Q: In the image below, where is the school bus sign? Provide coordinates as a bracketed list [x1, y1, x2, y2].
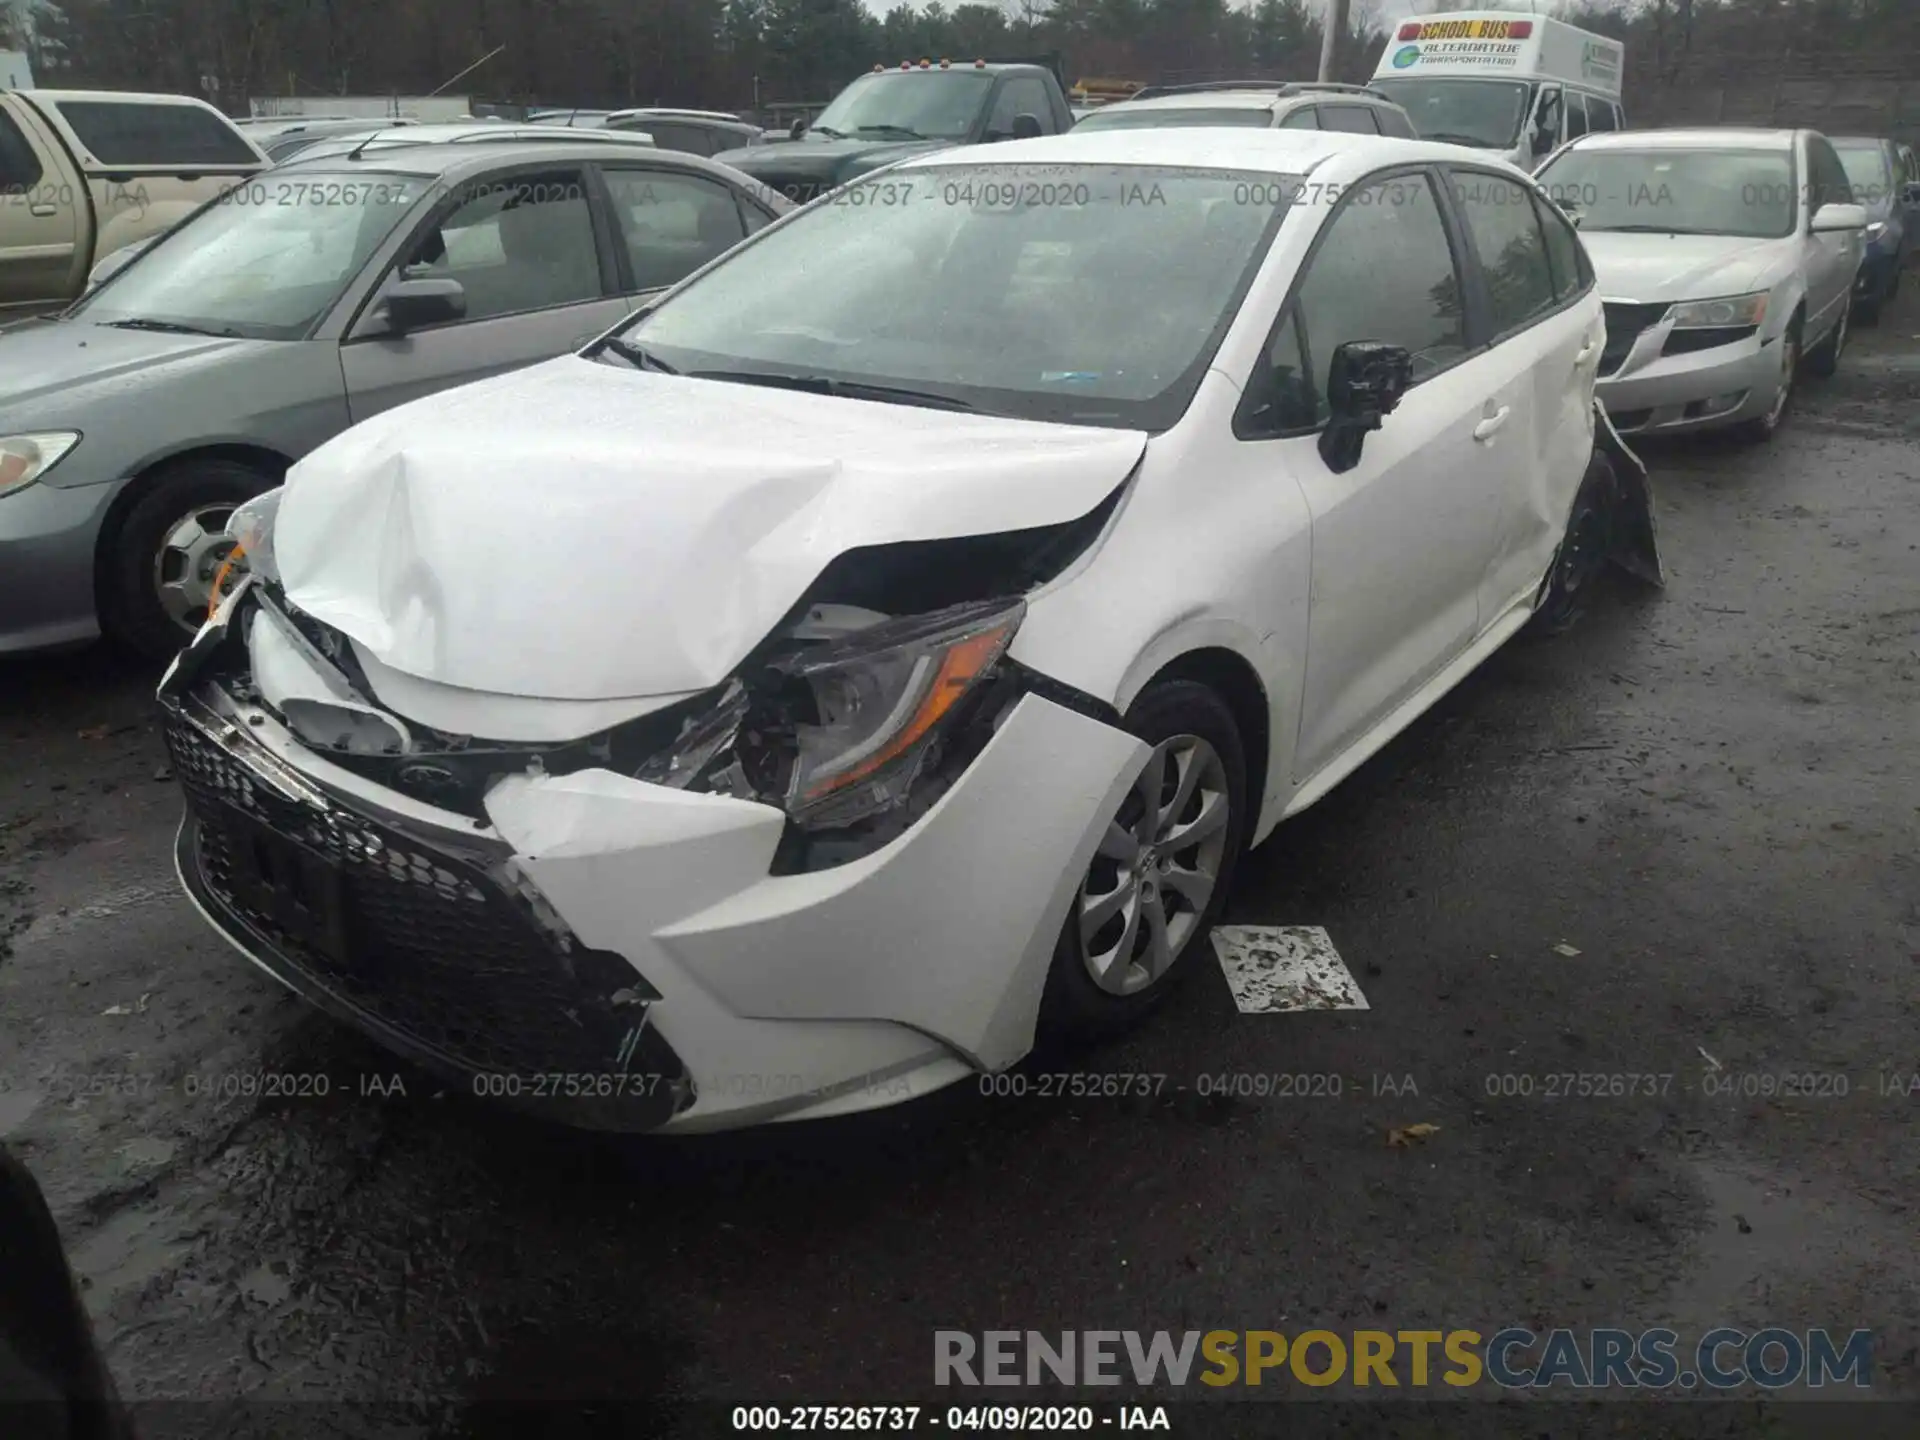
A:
[1397, 17, 1535, 41]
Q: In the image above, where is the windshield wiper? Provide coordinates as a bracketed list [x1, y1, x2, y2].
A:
[1423, 132, 1494, 147]
[102, 317, 236, 337]
[590, 335, 679, 373]
[1583, 224, 1721, 236]
[852, 124, 928, 140]
[808, 125, 847, 138]
[688, 369, 976, 412]
[828, 379, 976, 411]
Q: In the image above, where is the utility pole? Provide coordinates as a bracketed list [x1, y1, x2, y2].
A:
[1317, 0, 1346, 81]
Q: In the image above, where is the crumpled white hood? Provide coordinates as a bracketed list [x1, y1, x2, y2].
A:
[275, 357, 1148, 702]
[1580, 232, 1789, 304]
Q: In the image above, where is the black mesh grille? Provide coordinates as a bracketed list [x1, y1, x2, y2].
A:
[1599, 302, 1671, 376]
[167, 709, 666, 1085]
[1663, 324, 1758, 357]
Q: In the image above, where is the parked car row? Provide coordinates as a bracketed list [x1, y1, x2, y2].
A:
[0, 65, 1899, 1139]
[1058, 14, 1897, 447]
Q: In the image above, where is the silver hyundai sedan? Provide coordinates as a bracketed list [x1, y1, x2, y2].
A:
[0, 139, 784, 659]
[1536, 127, 1868, 443]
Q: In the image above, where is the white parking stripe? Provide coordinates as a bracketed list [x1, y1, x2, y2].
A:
[1209, 925, 1370, 1013]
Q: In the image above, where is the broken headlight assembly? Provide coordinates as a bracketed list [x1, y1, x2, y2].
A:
[636, 597, 1026, 853]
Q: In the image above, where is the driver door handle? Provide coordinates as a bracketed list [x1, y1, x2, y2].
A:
[1574, 338, 1599, 366]
[1474, 404, 1512, 443]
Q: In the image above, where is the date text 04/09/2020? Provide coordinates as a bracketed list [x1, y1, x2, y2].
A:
[728, 1405, 1171, 1431]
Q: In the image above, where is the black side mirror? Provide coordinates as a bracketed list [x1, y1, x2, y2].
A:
[1318, 341, 1413, 474]
[1011, 112, 1044, 140]
[789, 118, 808, 140]
[381, 276, 465, 334]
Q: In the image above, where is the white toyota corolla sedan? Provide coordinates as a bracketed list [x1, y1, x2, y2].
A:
[162, 128, 1649, 1133]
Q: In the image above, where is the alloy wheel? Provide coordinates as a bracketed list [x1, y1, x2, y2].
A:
[1076, 734, 1231, 997]
[152, 503, 243, 636]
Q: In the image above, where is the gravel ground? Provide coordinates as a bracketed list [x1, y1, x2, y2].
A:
[2, 279, 1917, 1439]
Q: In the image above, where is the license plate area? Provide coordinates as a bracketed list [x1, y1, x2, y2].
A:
[222, 816, 353, 969]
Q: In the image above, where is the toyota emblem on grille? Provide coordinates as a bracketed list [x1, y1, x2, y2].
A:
[398, 763, 463, 797]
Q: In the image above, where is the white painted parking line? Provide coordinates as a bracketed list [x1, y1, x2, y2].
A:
[1209, 925, 1370, 1013]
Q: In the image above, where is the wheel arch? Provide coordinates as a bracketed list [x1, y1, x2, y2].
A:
[92, 442, 291, 617]
[1130, 646, 1274, 846]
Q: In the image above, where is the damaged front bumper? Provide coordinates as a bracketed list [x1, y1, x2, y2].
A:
[159, 583, 1145, 1134]
[1594, 400, 1663, 589]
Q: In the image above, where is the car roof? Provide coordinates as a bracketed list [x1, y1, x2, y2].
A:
[1094, 91, 1284, 113]
[609, 107, 745, 123]
[273, 137, 782, 194]
[29, 88, 226, 108]
[895, 126, 1490, 176]
[286, 124, 662, 161]
[1570, 127, 1798, 152]
[1827, 135, 1893, 148]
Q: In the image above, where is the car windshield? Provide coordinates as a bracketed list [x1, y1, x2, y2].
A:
[1367, 78, 1528, 149]
[1833, 144, 1893, 206]
[606, 163, 1295, 431]
[809, 72, 995, 141]
[1536, 147, 1796, 239]
[1074, 106, 1273, 132]
[74, 173, 428, 340]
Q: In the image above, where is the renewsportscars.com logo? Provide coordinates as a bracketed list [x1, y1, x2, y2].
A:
[935, 1328, 1874, 1390]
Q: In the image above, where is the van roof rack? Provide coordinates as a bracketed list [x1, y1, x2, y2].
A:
[1128, 80, 1384, 102]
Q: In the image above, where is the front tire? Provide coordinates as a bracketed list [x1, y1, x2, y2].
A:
[1805, 298, 1848, 378]
[1038, 679, 1249, 1042]
[102, 459, 276, 662]
[1733, 317, 1801, 444]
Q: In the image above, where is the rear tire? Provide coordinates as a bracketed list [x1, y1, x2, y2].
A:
[102, 459, 276, 662]
[1531, 448, 1618, 638]
[1038, 679, 1249, 1043]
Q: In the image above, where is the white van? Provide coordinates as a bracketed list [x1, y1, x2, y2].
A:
[1368, 11, 1625, 172]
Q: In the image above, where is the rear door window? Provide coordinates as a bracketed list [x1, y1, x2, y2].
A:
[1320, 105, 1381, 135]
[46, 100, 259, 167]
[1532, 189, 1592, 301]
[601, 167, 749, 289]
[1587, 100, 1619, 134]
[1372, 105, 1416, 139]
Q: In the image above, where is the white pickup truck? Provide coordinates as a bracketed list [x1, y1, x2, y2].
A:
[0, 89, 268, 317]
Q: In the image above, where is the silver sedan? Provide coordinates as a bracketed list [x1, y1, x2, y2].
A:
[0, 138, 785, 659]
[1535, 127, 1868, 443]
